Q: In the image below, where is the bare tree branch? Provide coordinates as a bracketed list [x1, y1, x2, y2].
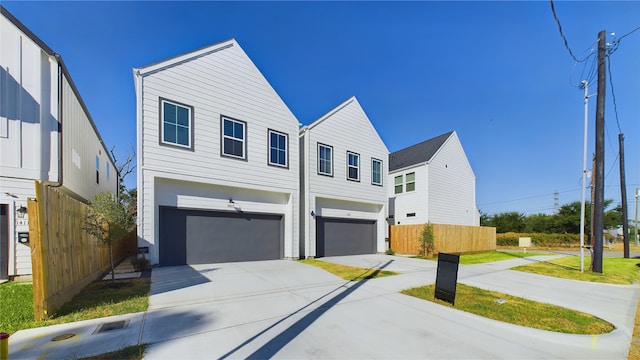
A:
[110, 145, 136, 183]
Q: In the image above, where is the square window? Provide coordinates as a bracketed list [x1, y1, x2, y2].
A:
[347, 151, 360, 181]
[318, 143, 333, 176]
[268, 129, 288, 168]
[406, 172, 416, 192]
[394, 175, 403, 194]
[221, 117, 246, 159]
[371, 158, 382, 186]
[160, 99, 193, 149]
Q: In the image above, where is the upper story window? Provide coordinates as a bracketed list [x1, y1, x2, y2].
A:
[347, 151, 360, 181]
[406, 172, 416, 192]
[161, 99, 193, 150]
[371, 158, 382, 186]
[318, 143, 333, 176]
[95, 156, 100, 184]
[268, 129, 288, 168]
[394, 175, 403, 194]
[221, 117, 246, 160]
[106, 161, 110, 180]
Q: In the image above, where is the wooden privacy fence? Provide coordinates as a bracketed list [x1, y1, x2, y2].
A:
[390, 223, 496, 255]
[28, 181, 136, 320]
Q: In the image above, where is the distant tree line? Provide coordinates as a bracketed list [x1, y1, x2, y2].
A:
[481, 200, 624, 234]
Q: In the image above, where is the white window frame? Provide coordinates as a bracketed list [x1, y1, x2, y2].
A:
[394, 175, 403, 194]
[406, 172, 416, 192]
[221, 116, 247, 160]
[317, 143, 333, 176]
[268, 129, 288, 168]
[371, 158, 383, 186]
[347, 151, 360, 182]
[160, 98, 193, 150]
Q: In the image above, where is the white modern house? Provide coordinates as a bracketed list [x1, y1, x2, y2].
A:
[300, 97, 388, 257]
[0, 6, 118, 279]
[388, 131, 479, 226]
[133, 39, 300, 266]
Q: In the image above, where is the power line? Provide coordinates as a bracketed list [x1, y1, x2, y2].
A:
[606, 50, 623, 133]
[549, 0, 590, 63]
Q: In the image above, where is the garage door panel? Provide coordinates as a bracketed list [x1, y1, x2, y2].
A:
[159, 207, 282, 266]
[316, 217, 376, 257]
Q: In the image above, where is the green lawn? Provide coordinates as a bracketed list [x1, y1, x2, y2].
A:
[402, 283, 614, 334]
[412, 251, 549, 265]
[513, 256, 640, 284]
[0, 277, 150, 334]
[300, 259, 399, 281]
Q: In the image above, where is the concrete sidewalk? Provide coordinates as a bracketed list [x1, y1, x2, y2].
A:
[7, 254, 640, 359]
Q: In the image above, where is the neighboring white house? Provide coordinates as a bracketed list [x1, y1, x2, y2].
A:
[0, 6, 118, 279]
[388, 131, 479, 226]
[300, 97, 388, 258]
[133, 39, 300, 266]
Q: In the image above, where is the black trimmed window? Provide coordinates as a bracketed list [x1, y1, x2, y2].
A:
[406, 172, 416, 192]
[268, 129, 288, 168]
[221, 117, 246, 159]
[347, 151, 360, 181]
[394, 175, 403, 194]
[318, 143, 333, 176]
[371, 158, 382, 186]
[161, 99, 192, 149]
[95, 155, 100, 184]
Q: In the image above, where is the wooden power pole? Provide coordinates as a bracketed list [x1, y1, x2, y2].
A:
[593, 30, 606, 273]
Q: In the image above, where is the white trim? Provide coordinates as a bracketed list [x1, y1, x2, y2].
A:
[317, 143, 333, 176]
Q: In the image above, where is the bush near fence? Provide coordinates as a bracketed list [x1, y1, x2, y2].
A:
[497, 232, 580, 247]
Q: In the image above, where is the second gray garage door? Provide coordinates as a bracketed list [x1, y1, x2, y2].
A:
[159, 207, 283, 266]
[316, 217, 376, 257]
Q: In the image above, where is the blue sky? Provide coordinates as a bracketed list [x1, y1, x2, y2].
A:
[4, 1, 639, 217]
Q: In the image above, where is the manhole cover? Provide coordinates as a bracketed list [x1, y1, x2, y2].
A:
[93, 320, 128, 334]
[51, 333, 76, 341]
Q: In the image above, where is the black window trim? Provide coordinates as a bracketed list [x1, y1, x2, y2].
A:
[220, 115, 248, 161]
[371, 157, 383, 186]
[346, 150, 360, 182]
[267, 128, 289, 169]
[317, 142, 334, 177]
[158, 97, 195, 151]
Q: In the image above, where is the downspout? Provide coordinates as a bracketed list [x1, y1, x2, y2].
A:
[301, 126, 311, 258]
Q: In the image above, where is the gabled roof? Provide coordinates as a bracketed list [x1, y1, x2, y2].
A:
[389, 131, 454, 172]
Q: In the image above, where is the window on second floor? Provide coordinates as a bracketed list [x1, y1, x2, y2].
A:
[347, 151, 360, 181]
[161, 99, 193, 149]
[95, 155, 100, 184]
[221, 117, 246, 160]
[406, 172, 416, 192]
[318, 143, 333, 176]
[394, 175, 403, 194]
[268, 129, 288, 168]
[371, 158, 382, 186]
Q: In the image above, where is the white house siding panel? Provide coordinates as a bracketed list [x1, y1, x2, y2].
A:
[61, 76, 117, 200]
[389, 165, 429, 225]
[303, 98, 388, 257]
[428, 135, 477, 225]
[0, 178, 35, 276]
[136, 40, 300, 264]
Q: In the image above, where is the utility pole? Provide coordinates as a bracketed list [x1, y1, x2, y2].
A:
[619, 134, 629, 258]
[579, 80, 590, 272]
[592, 30, 606, 273]
[635, 188, 639, 247]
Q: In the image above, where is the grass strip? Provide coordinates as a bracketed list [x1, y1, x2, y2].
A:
[300, 259, 398, 281]
[80, 344, 147, 360]
[0, 277, 150, 334]
[411, 251, 550, 264]
[513, 256, 640, 284]
[401, 283, 614, 334]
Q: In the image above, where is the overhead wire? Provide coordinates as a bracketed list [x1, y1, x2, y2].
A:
[549, 0, 591, 63]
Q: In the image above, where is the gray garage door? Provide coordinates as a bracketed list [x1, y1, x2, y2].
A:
[1, 205, 7, 280]
[159, 207, 283, 266]
[316, 217, 376, 257]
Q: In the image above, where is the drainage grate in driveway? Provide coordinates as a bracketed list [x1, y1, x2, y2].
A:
[93, 320, 129, 334]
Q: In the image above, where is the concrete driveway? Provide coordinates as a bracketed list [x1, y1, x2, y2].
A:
[7, 254, 639, 359]
[141, 255, 638, 359]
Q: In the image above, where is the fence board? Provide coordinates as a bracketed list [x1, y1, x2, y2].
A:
[28, 181, 136, 320]
[390, 223, 496, 255]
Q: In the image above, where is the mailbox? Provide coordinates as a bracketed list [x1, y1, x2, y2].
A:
[18, 232, 29, 244]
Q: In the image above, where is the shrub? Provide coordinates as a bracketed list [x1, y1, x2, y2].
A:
[496, 232, 580, 248]
[131, 257, 150, 272]
[419, 223, 436, 257]
[386, 248, 395, 255]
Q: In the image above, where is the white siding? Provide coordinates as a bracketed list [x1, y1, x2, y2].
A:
[428, 134, 477, 225]
[136, 39, 300, 264]
[389, 164, 429, 225]
[301, 97, 389, 257]
[61, 76, 117, 200]
[0, 178, 34, 276]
